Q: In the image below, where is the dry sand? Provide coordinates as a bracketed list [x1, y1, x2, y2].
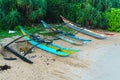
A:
[0, 32, 120, 80]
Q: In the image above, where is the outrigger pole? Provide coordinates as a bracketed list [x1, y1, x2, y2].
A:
[1, 36, 33, 64]
[1, 32, 55, 64]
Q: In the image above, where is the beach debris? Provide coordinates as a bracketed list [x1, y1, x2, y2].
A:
[52, 59, 56, 61]
[20, 46, 32, 54]
[0, 64, 11, 71]
[46, 63, 49, 65]
[4, 57, 17, 60]
[8, 30, 16, 33]
[31, 55, 36, 58]
[47, 59, 49, 61]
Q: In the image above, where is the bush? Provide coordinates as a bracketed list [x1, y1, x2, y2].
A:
[67, 0, 112, 29]
[104, 8, 120, 32]
[0, 0, 47, 30]
[45, 0, 112, 29]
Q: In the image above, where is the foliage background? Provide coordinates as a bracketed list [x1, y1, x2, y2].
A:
[0, 0, 120, 32]
[104, 8, 120, 32]
[0, 0, 47, 30]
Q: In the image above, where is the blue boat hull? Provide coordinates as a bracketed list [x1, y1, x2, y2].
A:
[20, 27, 69, 57]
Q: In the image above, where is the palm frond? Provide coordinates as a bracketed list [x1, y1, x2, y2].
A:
[4, 10, 21, 29]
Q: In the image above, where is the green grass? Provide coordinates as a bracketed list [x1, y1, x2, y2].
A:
[0, 30, 20, 39]
[0, 25, 50, 39]
[0, 24, 75, 39]
[0, 26, 34, 39]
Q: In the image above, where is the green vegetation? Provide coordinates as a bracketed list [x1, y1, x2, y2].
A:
[75, 1, 111, 29]
[104, 8, 120, 32]
[0, 26, 38, 39]
[0, 0, 47, 30]
[0, 0, 120, 39]
[0, 30, 20, 39]
[45, 0, 120, 31]
[0, 24, 76, 39]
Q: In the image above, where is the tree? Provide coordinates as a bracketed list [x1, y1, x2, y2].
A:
[66, 0, 112, 29]
[0, 0, 47, 30]
[45, 0, 68, 23]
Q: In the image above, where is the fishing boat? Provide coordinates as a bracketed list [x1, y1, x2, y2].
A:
[41, 20, 91, 45]
[60, 16, 107, 39]
[20, 26, 79, 57]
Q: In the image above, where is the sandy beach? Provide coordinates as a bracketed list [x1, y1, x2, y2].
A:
[0, 32, 120, 80]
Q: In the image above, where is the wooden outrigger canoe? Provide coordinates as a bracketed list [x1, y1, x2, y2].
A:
[20, 26, 79, 57]
[41, 20, 91, 45]
[60, 16, 107, 39]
